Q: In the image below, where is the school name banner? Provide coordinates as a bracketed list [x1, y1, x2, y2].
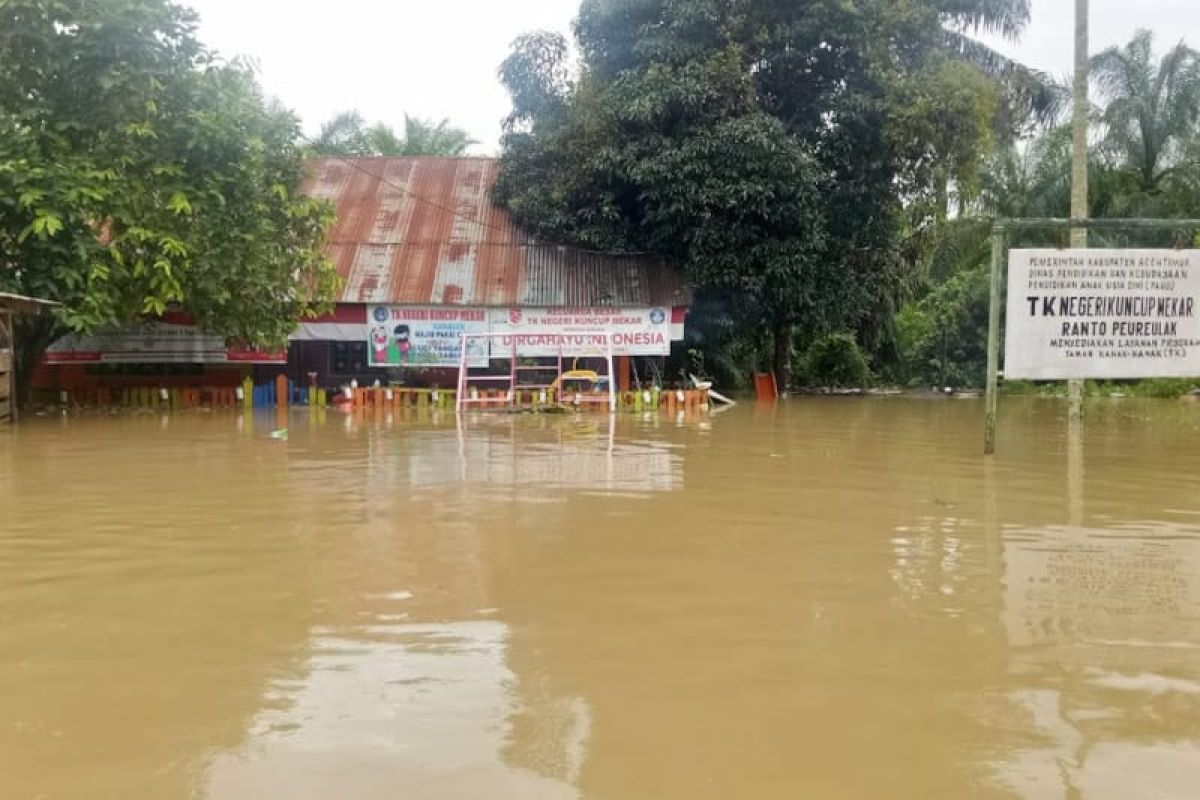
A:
[367, 306, 672, 367]
[1005, 249, 1200, 379]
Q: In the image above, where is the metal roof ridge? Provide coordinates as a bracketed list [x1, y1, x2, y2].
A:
[324, 239, 656, 255]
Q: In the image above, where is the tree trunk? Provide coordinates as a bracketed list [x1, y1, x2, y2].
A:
[772, 321, 792, 398]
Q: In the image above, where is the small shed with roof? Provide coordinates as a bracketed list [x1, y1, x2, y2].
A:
[1, 292, 58, 423]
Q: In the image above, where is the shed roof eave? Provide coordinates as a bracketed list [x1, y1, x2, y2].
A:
[0, 292, 60, 314]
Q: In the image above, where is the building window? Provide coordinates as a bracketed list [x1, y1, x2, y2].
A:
[331, 342, 368, 374]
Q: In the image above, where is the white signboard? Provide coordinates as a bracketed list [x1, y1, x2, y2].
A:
[1005, 249, 1200, 379]
[488, 307, 671, 357]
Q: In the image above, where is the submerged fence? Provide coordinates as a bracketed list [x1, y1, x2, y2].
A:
[55, 377, 711, 416]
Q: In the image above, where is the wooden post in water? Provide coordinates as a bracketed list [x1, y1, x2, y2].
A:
[0, 308, 12, 425]
[275, 374, 288, 411]
[616, 356, 631, 392]
[984, 223, 1005, 455]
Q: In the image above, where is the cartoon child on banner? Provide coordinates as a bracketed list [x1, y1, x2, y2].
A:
[370, 325, 390, 364]
[391, 324, 412, 365]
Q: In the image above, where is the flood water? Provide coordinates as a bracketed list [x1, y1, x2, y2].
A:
[3, 398, 1200, 799]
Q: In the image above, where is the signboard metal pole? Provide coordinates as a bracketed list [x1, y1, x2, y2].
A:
[984, 223, 1006, 455]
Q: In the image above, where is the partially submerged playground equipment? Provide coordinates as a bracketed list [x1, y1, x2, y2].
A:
[452, 331, 716, 414]
[456, 332, 618, 412]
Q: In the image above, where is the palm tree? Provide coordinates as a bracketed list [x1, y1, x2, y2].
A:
[310, 111, 477, 157]
[1091, 30, 1200, 199]
[979, 126, 1073, 218]
[939, 0, 1067, 134]
[310, 110, 371, 156]
[399, 115, 476, 156]
[365, 123, 405, 155]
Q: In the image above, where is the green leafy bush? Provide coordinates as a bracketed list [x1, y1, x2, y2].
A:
[799, 333, 871, 388]
[896, 265, 990, 388]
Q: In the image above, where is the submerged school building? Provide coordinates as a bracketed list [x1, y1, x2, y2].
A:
[35, 157, 689, 402]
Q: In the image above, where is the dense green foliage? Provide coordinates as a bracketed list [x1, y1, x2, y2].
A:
[895, 264, 990, 387]
[494, 0, 1042, 389]
[0, 0, 338, 391]
[311, 111, 477, 157]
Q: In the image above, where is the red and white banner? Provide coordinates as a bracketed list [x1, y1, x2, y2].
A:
[289, 304, 367, 342]
[488, 307, 672, 357]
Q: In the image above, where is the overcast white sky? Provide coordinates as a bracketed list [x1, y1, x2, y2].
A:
[186, 0, 1200, 154]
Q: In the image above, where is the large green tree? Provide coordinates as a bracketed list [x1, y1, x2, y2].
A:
[0, 0, 338, 397]
[311, 111, 477, 156]
[495, 0, 1035, 389]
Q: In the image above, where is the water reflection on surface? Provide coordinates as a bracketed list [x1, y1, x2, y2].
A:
[2, 399, 1200, 798]
[995, 521, 1200, 799]
[204, 619, 583, 800]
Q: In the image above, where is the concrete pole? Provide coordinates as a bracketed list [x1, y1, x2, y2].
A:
[1068, 0, 1089, 417]
[984, 225, 1005, 455]
[1068, 0, 1088, 524]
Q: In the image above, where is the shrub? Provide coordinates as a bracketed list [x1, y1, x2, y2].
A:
[800, 333, 871, 388]
[896, 265, 990, 388]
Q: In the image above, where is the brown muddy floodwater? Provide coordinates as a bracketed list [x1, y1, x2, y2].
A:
[3, 398, 1200, 799]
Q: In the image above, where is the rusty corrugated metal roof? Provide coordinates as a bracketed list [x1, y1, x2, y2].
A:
[304, 157, 688, 307]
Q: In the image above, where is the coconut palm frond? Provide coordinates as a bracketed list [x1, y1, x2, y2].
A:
[944, 30, 1068, 130]
[938, 0, 1031, 41]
